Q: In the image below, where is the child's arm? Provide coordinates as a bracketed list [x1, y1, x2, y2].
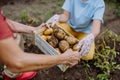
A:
[91, 19, 101, 37]
[59, 10, 70, 22]
[77, 19, 101, 56]
[45, 10, 70, 27]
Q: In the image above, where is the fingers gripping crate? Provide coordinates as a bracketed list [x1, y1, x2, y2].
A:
[34, 24, 79, 72]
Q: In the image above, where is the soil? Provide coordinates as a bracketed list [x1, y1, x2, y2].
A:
[1, 0, 120, 80]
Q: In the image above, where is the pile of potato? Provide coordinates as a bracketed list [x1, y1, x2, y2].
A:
[39, 25, 79, 53]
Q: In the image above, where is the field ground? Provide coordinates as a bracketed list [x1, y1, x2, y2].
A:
[1, 0, 120, 80]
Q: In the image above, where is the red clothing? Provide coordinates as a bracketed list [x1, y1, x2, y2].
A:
[0, 8, 13, 40]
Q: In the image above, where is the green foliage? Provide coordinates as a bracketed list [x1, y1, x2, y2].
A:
[19, 10, 28, 21]
[97, 72, 110, 80]
[94, 30, 120, 80]
[0, 66, 4, 80]
[106, 0, 120, 17]
[107, 0, 119, 2]
[81, 61, 90, 68]
[116, 6, 120, 17]
[116, 36, 120, 42]
[0, 76, 3, 80]
[44, 11, 52, 22]
[19, 10, 39, 26]
[56, 0, 64, 6]
[87, 76, 94, 80]
[39, 0, 47, 4]
[0, 66, 3, 71]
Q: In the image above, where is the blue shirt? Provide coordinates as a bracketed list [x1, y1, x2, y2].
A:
[62, 0, 105, 33]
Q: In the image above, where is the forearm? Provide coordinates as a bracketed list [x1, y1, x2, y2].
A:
[59, 11, 70, 22]
[59, 14, 68, 22]
[9, 53, 64, 73]
[6, 19, 36, 34]
[0, 37, 65, 73]
[91, 19, 101, 37]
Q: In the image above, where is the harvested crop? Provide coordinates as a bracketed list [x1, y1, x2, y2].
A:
[48, 36, 58, 48]
[54, 28, 66, 40]
[72, 43, 79, 51]
[46, 35, 51, 41]
[59, 40, 69, 52]
[38, 26, 47, 35]
[41, 35, 47, 41]
[55, 48, 61, 54]
[44, 28, 53, 35]
[65, 36, 78, 45]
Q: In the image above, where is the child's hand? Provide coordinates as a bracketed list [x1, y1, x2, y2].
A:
[46, 14, 60, 28]
[77, 33, 94, 56]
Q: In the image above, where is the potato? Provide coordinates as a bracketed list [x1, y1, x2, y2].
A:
[41, 35, 47, 41]
[44, 28, 53, 35]
[65, 36, 78, 45]
[54, 28, 66, 40]
[55, 48, 61, 54]
[73, 43, 79, 51]
[38, 26, 47, 35]
[59, 40, 69, 52]
[46, 35, 51, 41]
[48, 36, 58, 48]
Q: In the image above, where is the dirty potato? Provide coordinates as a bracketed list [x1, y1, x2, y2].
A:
[44, 28, 53, 35]
[55, 48, 61, 54]
[38, 26, 47, 35]
[59, 40, 69, 52]
[54, 28, 66, 40]
[46, 35, 51, 41]
[65, 36, 78, 45]
[72, 43, 79, 51]
[41, 35, 47, 41]
[48, 36, 58, 48]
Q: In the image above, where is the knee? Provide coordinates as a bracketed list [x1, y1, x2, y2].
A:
[81, 54, 94, 60]
[82, 43, 95, 60]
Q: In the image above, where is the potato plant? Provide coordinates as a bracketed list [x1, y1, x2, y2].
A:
[94, 30, 120, 80]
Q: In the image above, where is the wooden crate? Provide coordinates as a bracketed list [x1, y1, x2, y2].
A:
[34, 24, 70, 72]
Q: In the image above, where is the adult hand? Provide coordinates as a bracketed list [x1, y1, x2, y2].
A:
[32, 23, 46, 33]
[61, 49, 81, 67]
[77, 33, 94, 56]
[35, 23, 46, 29]
[46, 14, 60, 28]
